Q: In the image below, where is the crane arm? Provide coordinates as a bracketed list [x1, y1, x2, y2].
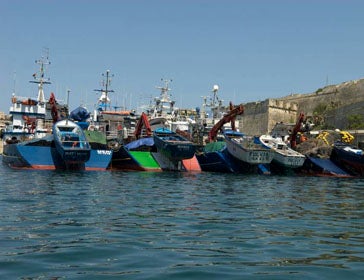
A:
[208, 102, 244, 142]
[134, 112, 152, 139]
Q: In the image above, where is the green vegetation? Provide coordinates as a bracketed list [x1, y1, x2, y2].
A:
[313, 103, 327, 116]
[312, 103, 327, 129]
[315, 88, 323, 94]
[347, 114, 364, 129]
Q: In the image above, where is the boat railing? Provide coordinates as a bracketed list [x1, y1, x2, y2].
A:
[107, 130, 118, 138]
[60, 132, 89, 149]
[61, 138, 89, 149]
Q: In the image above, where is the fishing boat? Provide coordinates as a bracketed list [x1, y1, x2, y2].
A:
[83, 129, 114, 170]
[2, 54, 113, 171]
[2, 135, 55, 169]
[259, 134, 305, 172]
[153, 127, 196, 161]
[143, 79, 194, 132]
[1, 51, 55, 146]
[3, 130, 112, 171]
[91, 70, 137, 142]
[224, 130, 274, 172]
[52, 119, 91, 170]
[2, 52, 62, 169]
[122, 137, 162, 171]
[195, 141, 236, 173]
[298, 156, 353, 177]
[196, 103, 245, 173]
[330, 141, 364, 176]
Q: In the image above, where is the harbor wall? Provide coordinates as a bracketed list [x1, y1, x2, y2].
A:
[238, 78, 364, 135]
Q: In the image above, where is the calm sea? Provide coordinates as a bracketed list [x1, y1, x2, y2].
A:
[0, 156, 363, 279]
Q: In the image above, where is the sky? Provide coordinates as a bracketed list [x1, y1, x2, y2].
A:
[1, 0, 364, 114]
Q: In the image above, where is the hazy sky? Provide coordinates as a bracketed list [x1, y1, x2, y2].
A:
[1, 0, 364, 113]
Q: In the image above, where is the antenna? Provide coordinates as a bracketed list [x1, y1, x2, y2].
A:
[211, 84, 219, 108]
[94, 70, 115, 111]
[66, 89, 70, 124]
[156, 78, 172, 92]
[30, 49, 51, 102]
[155, 78, 172, 102]
[12, 71, 16, 95]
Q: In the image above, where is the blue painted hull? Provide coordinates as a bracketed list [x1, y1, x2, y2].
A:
[196, 147, 235, 173]
[196, 143, 270, 175]
[2, 141, 112, 171]
[86, 149, 113, 170]
[297, 156, 353, 177]
[330, 142, 364, 176]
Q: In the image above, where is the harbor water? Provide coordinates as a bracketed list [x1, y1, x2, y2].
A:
[0, 157, 363, 279]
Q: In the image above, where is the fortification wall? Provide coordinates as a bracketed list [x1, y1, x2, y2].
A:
[280, 78, 364, 115]
[239, 99, 298, 135]
[238, 78, 364, 135]
[238, 100, 268, 135]
[325, 100, 364, 129]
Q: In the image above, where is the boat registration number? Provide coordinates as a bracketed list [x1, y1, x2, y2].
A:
[177, 145, 190, 151]
[97, 150, 112, 155]
[287, 158, 303, 165]
[249, 151, 270, 161]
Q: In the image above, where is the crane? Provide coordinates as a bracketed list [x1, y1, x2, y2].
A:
[208, 102, 244, 142]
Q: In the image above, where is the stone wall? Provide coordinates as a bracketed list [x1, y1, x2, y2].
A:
[325, 101, 364, 129]
[279, 78, 364, 119]
[238, 99, 298, 135]
[238, 78, 364, 135]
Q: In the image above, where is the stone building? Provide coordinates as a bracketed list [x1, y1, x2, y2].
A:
[238, 99, 298, 136]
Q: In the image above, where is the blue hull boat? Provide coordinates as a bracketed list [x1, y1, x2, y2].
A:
[196, 142, 235, 173]
[2, 137, 55, 169]
[53, 119, 91, 170]
[298, 156, 353, 177]
[330, 141, 364, 176]
[196, 141, 270, 174]
[153, 128, 196, 161]
[2, 135, 112, 171]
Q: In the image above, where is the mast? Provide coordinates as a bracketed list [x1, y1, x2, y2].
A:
[154, 78, 174, 114]
[29, 49, 51, 103]
[200, 85, 222, 120]
[94, 70, 114, 111]
[155, 78, 172, 103]
[211, 85, 221, 119]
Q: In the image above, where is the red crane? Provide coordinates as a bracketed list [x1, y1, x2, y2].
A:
[48, 92, 60, 123]
[134, 112, 152, 139]
[290, 112, 305, 149]
[208, 102, 244, 142]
